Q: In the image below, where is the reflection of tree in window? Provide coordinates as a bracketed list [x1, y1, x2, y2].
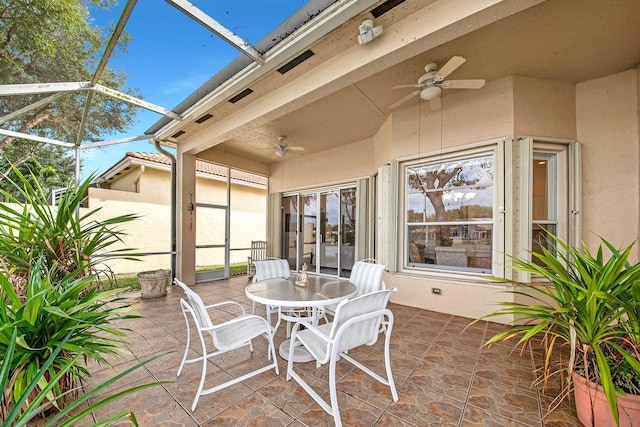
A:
[407, 157, 493, 243]
[404, 154, 494, 273]
[341, 189, 356, 246]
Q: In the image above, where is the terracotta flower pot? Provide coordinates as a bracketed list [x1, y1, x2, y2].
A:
[572, 372, 640, 427]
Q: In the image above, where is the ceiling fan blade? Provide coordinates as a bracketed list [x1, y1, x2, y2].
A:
[444, 79, 485, 89]
[434, 56, 465, 81]
[389, 91, 419, 110]
[429, 96, 441, 111]
[391, 83, 419, 90]
[289, 146, 305, 151]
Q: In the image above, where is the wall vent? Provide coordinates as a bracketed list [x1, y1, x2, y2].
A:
[371, 0, 407, 18]
[277, 50, 315, 74]
[228, 88, 254, 104]
[195, 113, 213, 124]
[171, 130, 186, 138]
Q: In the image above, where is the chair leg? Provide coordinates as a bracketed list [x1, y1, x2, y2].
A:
[177, 311, 191, 377]
[328, 353, 342, 427]
[192, 333, 209, 411]
[384, 320, 399, 402]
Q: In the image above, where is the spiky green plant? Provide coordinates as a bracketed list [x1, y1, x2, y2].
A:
[1, 327, 169, 427]
[0, 167, 139, 291]
[476, 234, 640, 426]
[0, 262, 140, 418]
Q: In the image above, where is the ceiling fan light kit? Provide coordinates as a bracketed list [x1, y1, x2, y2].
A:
[275, 145, 287, 157]
[420, 86, 441, 101]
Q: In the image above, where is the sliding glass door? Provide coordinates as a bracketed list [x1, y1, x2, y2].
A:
[282, 186, 356, 278]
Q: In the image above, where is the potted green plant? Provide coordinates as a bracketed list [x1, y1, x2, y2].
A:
[0, 327, 167, 426]
[0, 262, 140, 418]
[475, 234, 640, 426]
[0, 169, 145, 419]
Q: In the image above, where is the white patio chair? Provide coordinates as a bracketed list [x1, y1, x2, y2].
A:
[174, 279, 279, 411]
[252, 258, 312, 336]
[324, 259, 386, 319]
[251, 258, 290, 324]
[247, 240, 267, 280]
[286, 288, 399, 427]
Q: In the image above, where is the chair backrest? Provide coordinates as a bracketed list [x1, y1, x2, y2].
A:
[250, 241, 267, 261]
[330, 288, 397, 352]
[253, 258, 290, 282]
[349, 260, 386, 297]
[174, 279, 214, 330]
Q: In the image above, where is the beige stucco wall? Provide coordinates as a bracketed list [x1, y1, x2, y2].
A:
[388, 76, 514, 160]
[513, 76, 576, 139]
[576, 68, 640, 254]
[269, 137, 375, 193]
[88, 187, 172, 274]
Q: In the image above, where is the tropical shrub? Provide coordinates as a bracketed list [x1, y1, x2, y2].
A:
[475, 234, 640, 425]
[0, 262, 139, 419]
[1, 327, 166, 427]
[0, 168, 139, 293]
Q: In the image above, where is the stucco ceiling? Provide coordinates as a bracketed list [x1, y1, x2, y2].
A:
[187, 0, 640, 165]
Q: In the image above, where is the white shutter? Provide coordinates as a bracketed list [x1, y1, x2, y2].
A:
[355, 178, 368, 262]
[376, 162, 397, 272]
[569, 142, 582, 247]
[517, 137, 533, 283]
[267, 192, 282, 258]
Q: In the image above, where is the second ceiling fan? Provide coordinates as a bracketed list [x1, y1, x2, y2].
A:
[390, 56, 485, 111]
[273, 136, 305, 157]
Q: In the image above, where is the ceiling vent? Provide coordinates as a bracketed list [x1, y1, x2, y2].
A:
[171, 130, 186, 138]
[371, 0, 407, 18]
[228, 88, 254, 104]
[195, 113, 213, 124]
[277, 50, 315, 74]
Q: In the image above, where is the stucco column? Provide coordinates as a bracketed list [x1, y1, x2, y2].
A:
[177, 152, 196, 285]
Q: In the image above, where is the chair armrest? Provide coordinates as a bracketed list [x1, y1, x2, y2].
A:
[203, 314, 268, 333]
[293, 322, 332, 343]
[204, 301, 246, 315]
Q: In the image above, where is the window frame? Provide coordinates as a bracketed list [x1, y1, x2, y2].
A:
[398, 140, 506, 277]
[516, 137, 577, 283]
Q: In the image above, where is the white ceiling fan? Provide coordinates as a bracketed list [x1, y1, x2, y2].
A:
[389, 56, 485, 111]
[273, 136, 305, 157]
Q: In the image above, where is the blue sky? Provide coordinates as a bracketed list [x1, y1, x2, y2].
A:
[81, 0, 308, 179]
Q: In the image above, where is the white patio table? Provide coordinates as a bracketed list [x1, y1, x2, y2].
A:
[245, 275, 357, 362]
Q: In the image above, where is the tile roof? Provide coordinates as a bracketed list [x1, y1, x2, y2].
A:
[126, 152, 268, 186]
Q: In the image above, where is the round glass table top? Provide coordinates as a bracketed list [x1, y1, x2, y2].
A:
[245, 275, 357, 307]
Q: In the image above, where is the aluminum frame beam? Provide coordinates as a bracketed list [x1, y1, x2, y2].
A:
[0, 82, 180, 119]
[79, 134, 153, 150]
[166, 0, 265, 65]
[92, 85, 181, 120]
[0, 93, 66, 126]
[0, 82, 91, 95]
[0, 128, 75, 148]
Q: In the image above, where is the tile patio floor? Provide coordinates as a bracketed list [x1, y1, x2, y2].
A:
[76, 276, 581, 426]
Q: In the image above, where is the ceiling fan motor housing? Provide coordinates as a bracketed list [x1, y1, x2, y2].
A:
[418, 72, 436, 87]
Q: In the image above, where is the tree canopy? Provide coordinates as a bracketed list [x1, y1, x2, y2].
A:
[0, 0, 139, 199]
